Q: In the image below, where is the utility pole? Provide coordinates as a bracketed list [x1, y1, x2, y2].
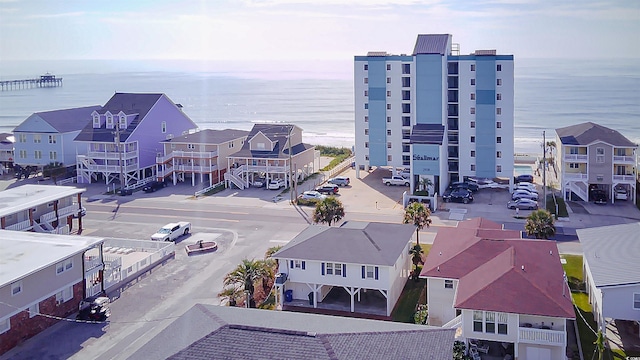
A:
[288, 126, 295, 204]
[114, 124, 125, 191]
[543, 130, 547, 207]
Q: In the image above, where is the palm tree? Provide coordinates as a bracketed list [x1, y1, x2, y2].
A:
[409, 244, 424, 266]
[403, 202, 432, 245]
[418, 177, 433, 194]
[594, 330, 605, 360]
[312, 197, 345, 226]
[218, 286, 243, 306]
[525, 209, 556, 239]
[264, 246, 282, 259]
[223, 259, 271, 308]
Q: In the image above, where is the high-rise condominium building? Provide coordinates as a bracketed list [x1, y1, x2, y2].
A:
[354, 34, 514, 194]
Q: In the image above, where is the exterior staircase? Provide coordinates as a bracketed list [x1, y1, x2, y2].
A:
[224, 172, 245, 190]
[567, 182, 588, 202]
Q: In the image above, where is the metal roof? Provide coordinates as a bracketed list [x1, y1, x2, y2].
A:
[412, 34, 451, 55]
[0, 184, 85, 218]
[410, 124, 445, 145]
[578, 223, 640, 287]
[556, 122, 637, 147]
[13, 106, 101, 134]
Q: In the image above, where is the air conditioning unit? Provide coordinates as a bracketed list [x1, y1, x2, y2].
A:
[166, 134, 173, 140]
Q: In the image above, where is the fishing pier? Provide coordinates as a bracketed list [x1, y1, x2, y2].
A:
[0, 74, 63, 91]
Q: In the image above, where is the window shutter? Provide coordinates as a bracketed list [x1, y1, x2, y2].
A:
[375, 267, 379, 280]
[342, 264, 347, 277]
[290, 260, 294, 268]
[302, 261, 306, 270]
[321, 263, 325, 275]
[361, 266, 365, 279]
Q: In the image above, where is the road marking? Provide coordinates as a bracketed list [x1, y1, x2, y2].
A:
[86, 212, 239, 223]
[86, 203, 249, 215]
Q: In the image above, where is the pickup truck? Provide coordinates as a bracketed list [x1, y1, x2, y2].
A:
[382, 176, 410, 187]
[151, 222, 191, 241]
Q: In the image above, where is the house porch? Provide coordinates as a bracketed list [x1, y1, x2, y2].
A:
[282, 286, 390, 320]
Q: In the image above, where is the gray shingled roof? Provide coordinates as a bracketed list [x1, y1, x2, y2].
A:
[413, 34, 451, 55]
[13, 106, 101, 133]
[0, 133, 13, 144]
[410, 124, 445, 145]
[577, 223, 640, 287]
[273, 222, 415, 266]
[229, 124, 315, 159]
[556, 122, 636, 147]
[129, 304, 454, 360]
[164, 129, 249, 144]
[74, 93, 165, 142]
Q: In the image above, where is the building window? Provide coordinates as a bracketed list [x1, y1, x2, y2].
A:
[19, 134, 27, 143]
[444, 280, 453, 289]
[56, 286, 73, 305]
[470, 107, 475, 115]
[471, 136, 475, 143]
[387, 116, 391, 123]
[470, 79, 475, 86]
[364, 64, 368, 71]
[93, 115, 100, 127]
[49, 151, 57, 160]
[497, 93, 502, 101]
[365, 129, 369, 135]
[402, 129, 411, 139]
[497, 313, 508, 334]
[364, 78, 368, 84]
[34, 150, 42, 159]
[386, 64, 391, 71]
[470, 64, 476, 71]
[497, 165, 502, 172]
[402, 116, 411, 126]
[28, 303, 39, 318]
[570, 147, 579, 154]
[387, 142, 392, 149]
[497, 121, 502, 128]
[326, 263, 333, 275]
[119, 115, 126, 128]
[497, 79, 502, 86]
[161, 121, 167, 133]
[473, 311, 483, 332]
[402, 90, 410, 100]
[387, 104, 391, 110]
[496, 108, 502, 115]
[364, 103, 369, 110]
[402, 64, 410, 74]
[293, 260, 305, 269]
[470, 93, 475, 100]
[497, 137, 502, 143]
[34, 134, 41, 143]
[470, 121, 475, 128]
[364, 116, 369, 122]
[471, 164, 476, 171]
[19, 150, 27, 159]
[633, 293, 640, 309]
[387, 90, 391, 97]
[56, 258, 73, 274]
[386, 77, 391, 84]
[48, 135, 57, 144]
[497, 151, 502, 158]
[497, 64, 502, 71]
[568, 163, 577, 169]
[485, 312, 496, 333]
[365, 155, 369, 161]
[106, 115, 113, 128]
[366, 266, 375, 279]
[387, 130, 391, 136]
[402, 104, 411, 113]
[387, 155, 392, 161]
[0, 318, 9, 335]
[365, 142, 369, 148]
[11, 281, 22, 296]
[402, 77, 410, 87]
[403, 144, 410, 152]
[364, 90, 368, 96]
[471, 150, 476, 157]
[596, 147, 605, 163]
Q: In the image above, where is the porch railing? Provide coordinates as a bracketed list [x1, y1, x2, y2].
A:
[518, 327, 565, 346]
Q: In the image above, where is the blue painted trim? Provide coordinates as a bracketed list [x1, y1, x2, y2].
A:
[415, 54, 444, 124]
[449, 55, 513, 60]
[354, 55, 413, 61]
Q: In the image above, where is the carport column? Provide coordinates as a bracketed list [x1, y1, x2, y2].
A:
[377, 289, 389, 316]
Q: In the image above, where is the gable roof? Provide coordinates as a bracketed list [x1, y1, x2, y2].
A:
[421, 218, 574, 318]
[0, 133, 13, 146]
[129, 304, 455, 360]
[273, 222, 415, 266]
[413, 34, 451, 55]
[229, 123, 314, 159]
[578, 223, 640, 287]
[556, 122, 636, 147]
[163, 129, 249, 145]
[13, 106, 101, 133]
[74, 93, 166, 142]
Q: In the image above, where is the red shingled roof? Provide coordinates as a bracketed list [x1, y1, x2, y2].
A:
[420, 218, 574, 319]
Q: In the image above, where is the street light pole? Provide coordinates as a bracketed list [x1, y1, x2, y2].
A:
[114, 124, 125, 191]
[543, 131, 547, 207]
[288, 126, 295, 204]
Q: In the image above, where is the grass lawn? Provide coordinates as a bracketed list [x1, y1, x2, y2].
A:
[546, 194, 569, 217]
[391, 243, 431, 323]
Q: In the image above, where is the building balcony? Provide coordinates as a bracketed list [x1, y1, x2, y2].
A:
[40, 205, 78, 223]
[5, 219, 32, 231]
[442, 314, 462, 329]
[613, 174, 636, 183]
[239, 164, 289, 173]
[563, 154, 587, 162]
[518, 326, 565, 347]
[613, 155, 635, 164]
[83, 163, 139, 173]
[156, 150, 218, 164]
[563, 173, 588, 181]
[87, 150, 138, 160]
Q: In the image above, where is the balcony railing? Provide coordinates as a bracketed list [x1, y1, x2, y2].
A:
[5, 219, 32, 231]
[156, 150, 218, 164]
[83, 164, 139, 173]
[518, 327, 565, 346]
[613, 174, 635, 182]
[87, 150, 138, 160]
[564, 154, 587, 162]
[613, 155, 635, 163]
[563, 173, 588, 181]
[442, 314, 462, 329]
[40, 205, 78, 223]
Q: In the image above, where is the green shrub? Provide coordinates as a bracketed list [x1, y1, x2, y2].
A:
[315, 145, 352, 157]
[296, 198, 322, 207]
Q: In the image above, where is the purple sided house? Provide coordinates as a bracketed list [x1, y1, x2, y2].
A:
[75, 93, 197, 188]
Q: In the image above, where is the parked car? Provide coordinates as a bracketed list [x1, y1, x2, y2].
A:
[443, 188, 474, 204]
[252, 177, 266, 188]
[515, 182, 536, 191]
[512, 190, 539, 201]
[449, 181, 479, 192]
[143, 180, 167, 193]
[507, 198, 538, 210]
[614, 187, 628, 201]
[397, 170, 411, 179]
[382, 175, 410, 186]
[514, 186, 538, 196]
[315, 184, 339, 194]
[328, 176, 350, 186]
[515, 174, 534, 183]
[119, 188, 133, 196]
[73, 206, 87, 218]
[299, 191, 327, 201]
[267, 179, 286, 190]
[592, 189, 607, 204]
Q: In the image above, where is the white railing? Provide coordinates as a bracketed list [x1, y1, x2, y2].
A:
[563, 173, 588, 181]
[126, 177, 155, 190]
[83, 163, 139, 173]
[5, 219, 32, 231]
[195, 182, 224, 197]
[157, 150, 218, 164]
[563, 154, 587, 162]
[568, 182, 589, 202]
[176, 164, 218, 173]
[87, 150, 138, 160]
[613, 175, 635, 182]
[518, 327, 565, 346]
[84, 255, 103, 272]
[613, 155, 635, 163]
[224, 172, 245, 190]
[58, 177, 77, 185]
[40, 205, 77, 223]
[233, 166, 244, 176]
[326, 156, 355, 179]
[442, 314, 462, 329]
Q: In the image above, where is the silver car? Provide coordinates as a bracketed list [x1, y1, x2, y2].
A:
[507, 198, 538, 210]
[512, 190, 539, 201]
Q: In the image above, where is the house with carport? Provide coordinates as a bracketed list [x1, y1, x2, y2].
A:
[577, 223, 640, 336]
[272, 221, 415, 318]
[0, 133, 14, 173]
[420, 218, 575, 360]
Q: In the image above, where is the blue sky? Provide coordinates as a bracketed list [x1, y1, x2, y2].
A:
[1, 0, 638, 61]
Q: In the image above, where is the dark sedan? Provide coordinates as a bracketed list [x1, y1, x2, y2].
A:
[442, 188, 474, 204]
[315, 184, 339, 195]
[449, 181, 479, 192]
[143, 180, 167, 193]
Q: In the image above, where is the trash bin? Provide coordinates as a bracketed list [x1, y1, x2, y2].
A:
[284, 290, 293, 303]
[308, 292, 314, 305]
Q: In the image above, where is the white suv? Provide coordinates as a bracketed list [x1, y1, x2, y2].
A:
[268, 179, 285, 190]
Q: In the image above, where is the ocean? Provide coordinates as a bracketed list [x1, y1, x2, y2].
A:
[1, 58, 639, 154]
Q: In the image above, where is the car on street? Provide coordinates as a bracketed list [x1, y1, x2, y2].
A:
[73, 206, 87, 218]
[515, 174, 534, 183]
[442, 188, 474, 204]
[143, 180, 167, 193]
[507, 198, 538, 210]
[449, 181, 479, 192]
[328, 176, 350, 186]
[315, 184, 339, 194]
[512, 190, 539, 201]
[268, 178, 286, 190]
[299, 191, 327, 201]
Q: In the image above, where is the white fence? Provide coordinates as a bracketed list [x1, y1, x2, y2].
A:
[325, 156, 354, 179]
[58, 176, 77, 185]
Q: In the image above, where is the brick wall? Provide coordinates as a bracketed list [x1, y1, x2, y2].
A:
[0, 281, 83, 355]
